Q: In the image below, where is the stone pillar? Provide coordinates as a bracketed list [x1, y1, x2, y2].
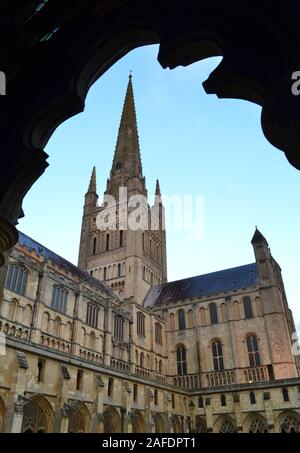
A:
[263, 392, 275, 433]
[163, 392, 172, 433]
[121, 381, 132, 433]
[93, 375, 105, 433]
[145, 387, 154, 432]
[204, 398, 213, 432]
[10, 399, 25, 433]
[4, 363, 28, 433]
[60, 405, 70, 433]
[0, 216, 18, 269]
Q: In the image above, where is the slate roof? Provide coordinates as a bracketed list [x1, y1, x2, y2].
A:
[143, 263, 259, 308]
[17, 231, 116, 299]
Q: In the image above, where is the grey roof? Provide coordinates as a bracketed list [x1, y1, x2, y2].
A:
[17, 231, 116, 299]
[143, 263, 259, 308]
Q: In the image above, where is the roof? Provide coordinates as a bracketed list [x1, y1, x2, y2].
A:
[251, 228, 268, 245]
[143, 263, 259, 308]
[17, 231, 117, 299]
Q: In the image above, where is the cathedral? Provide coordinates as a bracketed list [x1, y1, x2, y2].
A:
[0, 76, 300, 434]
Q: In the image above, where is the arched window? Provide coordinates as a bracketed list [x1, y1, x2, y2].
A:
[93, 237, 97, 255]
[120, 230, 124, 247]
[86, 303, 99, 328]
[159, 360, 162, 374]
[155, 323, 162, 345]
[137, 312, 145, 337]
[90, 332, 95, 350]
[187, 309, 193, 328]
[221, 394, 226, 406]
[118, 263, 121, 277]
[282, 388, 289, 402]
[243, 297, 253, 319]
[114, 316, 124, 342]
[140, 352, 144, 368]
[247, 334, 261, 366]
[54, 317, 61, 337]
[51, 286, 68, 314]
[198, 396, 204, 408]
[178, 309, 186, 330]
[212, 339, 224, 371]
[5, 263, 28, 296]
[176, 345, 187, 375]
[103, 267, 107, 280]
[250, 391, 256, 404]
[106, 234, 109, 251]
[170, 313, 175, 330]
[209, 303, 218, 324]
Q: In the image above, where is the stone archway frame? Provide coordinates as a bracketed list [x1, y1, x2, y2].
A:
[1, 1, 300, 262]
[21, 394, 54, 433]
[242, 412, 268, 433]
[214, 414, 237, 433]
[103, 406, 122, 433]
[274, 410, 300, 433]
[0, 396, 6, 432]
[68, 400, 91, 433]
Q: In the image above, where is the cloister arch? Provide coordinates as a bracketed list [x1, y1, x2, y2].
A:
[21, 394, 54, 433]
[171, 415, 182, 433]
[153, 412, 165, 433]
[214, 415, 237, 433]
[103, 406, 122, 433]
[0, 2, 299, 265]
[275, 410, 300, 433]
[243, 413, 268, 433]
[68, 401, 91, 433]
[131, 410, 146, 433]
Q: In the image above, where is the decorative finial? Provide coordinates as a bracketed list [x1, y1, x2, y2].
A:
[129, 70, 133, 79]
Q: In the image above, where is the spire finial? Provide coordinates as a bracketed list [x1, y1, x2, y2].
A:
[129, 70, 133, 79]
[155, 179, 161, 197]
[87, 166, 97, 194]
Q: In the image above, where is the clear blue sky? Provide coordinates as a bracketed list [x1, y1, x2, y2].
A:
[19, 45, 300, 330]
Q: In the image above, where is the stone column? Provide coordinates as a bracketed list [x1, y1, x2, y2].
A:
[145, 387, 154, 432]
[10, 399, 25, 433]
[0, 216, 18, 269]
[60, 405, 70, 433]
[204, 398, 213, 432]
[94, 375, 105, 432]
[263, 392, 275, 433]
[232, 393, 242, 432]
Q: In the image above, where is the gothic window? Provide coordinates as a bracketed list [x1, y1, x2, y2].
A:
[198, 396, 204, 408]
[93, 237, 97, 255]
[280, 414, 300, 433]
[86, 303, 99, 328]
[90, 332, 95, 349]
[249, 417, 267, 433]
[155, 322, 162, 344]
[209, 303, 218, 324]
[120, 230, 124, 247]
[187, 309, 193, 328]
[172, 394, 175, 409]
[178, 309, 186, 330]
[114, 316, 124, 342]
[282, 388, 290, 402]
[250, 391, 256, 404]
[118, 263, 121, 277]
[37, 359, 45, 383]
[212, 339, 224, 371]
[76, 370, 83, 391]
[243, 296, 253, 319]
[108, 378, 114, 397]
[170, 313, 175, 330]
[103, 267, 107, 280]
[140, 352, 144, 368]
[106, 234, 109, 251]
[51, 286, 68, 314]
[133, 384, 138, 402]
[21, 397, 53, 433]
[176, 344, 187, 375]
[219, 418, 236, 433]
[221, 394, 226, 406]
[159, 360, 162, 374]
[247, 334, 261, 366]
[5, 263, 28, 296]
[137, 312, 145, 337]
[154, 389, 158, 405]
[116, 162, 122, 170]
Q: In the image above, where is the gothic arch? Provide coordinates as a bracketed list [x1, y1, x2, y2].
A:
[195, 415, 207, 433]
[1, 2, 300, 266]
[21, 394, 54, 433]
[68, 401, 91, 433]
[131, 410, 146, 433]
[243, 413, 268, 433]
[214, 415, 236, 433]
[0, 396, 6, 432]
[171, 415, 182, 433]
[103, 406, 122, 433]
[275, 410, 300, 433]
[153, 413, 165, 433]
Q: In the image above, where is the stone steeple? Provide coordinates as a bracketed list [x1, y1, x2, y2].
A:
[105, 74, 146, 199]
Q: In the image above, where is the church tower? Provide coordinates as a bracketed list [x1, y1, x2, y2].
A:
[78, 75, 167, 304]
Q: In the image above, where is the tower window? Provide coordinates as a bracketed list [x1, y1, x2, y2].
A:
[5, 264, 28, 296]
[116, 162, 122, 170]
[51, 286, 68, 314]
[176, 344, 187, 375]
[221, 394, 226, 406]
[250, 391, 256, 404]
[172, 394, 175, 409]
[118, 263, 121, 277]
[243, 297, 253, 319]
[155, 323, 162, 344]
[76, 370, 83, 391]
[93, 237, 97, 254]
[198, 396, 204, 408]
[154, 389, 158, 405]
[137, 312, 145, 337]
[247, 334, 261, 366]
[86, 303, 99, 328]
[212, 339, 224, 371]
[108, 378, 114, 397]
[133, 384, 138, 402]
[209, 303, 218, 325]
[282, 388, 289, 402]
[37, 359, 45, 383]
[120, 230, 123, 247]
[103, 267, 107, 280]
[114, 316, 124, 341]
[106, 234, 109, 251]
[178, 309, 186, 330]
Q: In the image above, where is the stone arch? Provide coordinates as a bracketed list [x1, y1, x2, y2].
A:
[68, 401, 91, 433]
[195, 415, 207, 433]
[23, 304, 32, 326]
[132, 410, 146, 433]
[103, 406, 122, 433]
[153, 412, 165, 433]
[275, 410, 300, 433]
[243, 413, 268, 433]
[21, 394, 54, 433]
[0, 396, 6, 432]
[8, 298, 18, 321]
[214, 415, 236, 433]
[171, 415, 182, 433]
[42, 312, 50, 333]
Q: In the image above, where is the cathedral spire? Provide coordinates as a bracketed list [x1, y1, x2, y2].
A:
[106, 74, 146, 198]
[87, 166, 97, 194]
[155, 179, 161, 197]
